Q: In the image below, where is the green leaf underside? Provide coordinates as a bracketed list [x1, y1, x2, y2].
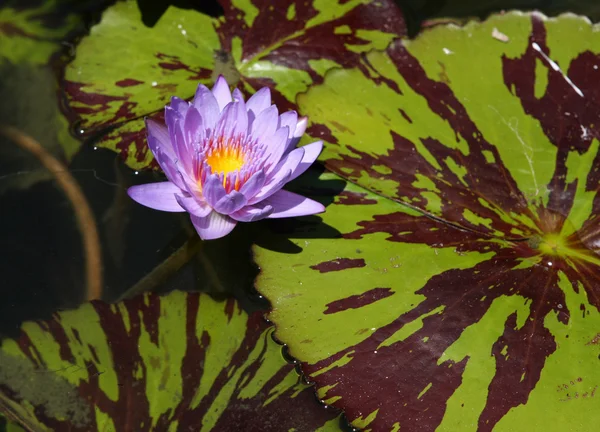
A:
[254, 12, 600, 432]
[64, 0, 405, 169]
[0, 291, 340, 431]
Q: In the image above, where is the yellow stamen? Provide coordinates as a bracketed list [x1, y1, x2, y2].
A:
[206, 147, 245, 176]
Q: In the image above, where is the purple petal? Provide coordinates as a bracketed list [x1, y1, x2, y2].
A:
[170, 96, 190, 116]
[193, 84, 220, 131]
[211, 75, 232, 112]
[289, 141, 323, 181]
[294, 116, 308, 138]
[128, 182, 185, 212]
[216, 100, 248, 138]
[202, 174, 227, 208]
[249, 147, 304, 204]
[250, 105, 278, 141]
[262, 126, 290, 174]
[191, 211, 237, 240]
[171, 118, 194, 175]
[278, 111, 298, 139]
[232, 88, 245, 102]
[175, 194, 211, 217]
[239, 170, 266, 200]
[230, 204, 273, 222]
[246, 87, 271, 119]
[264, 190, 325, 218]
[146, 119, 174, 157]
[184, 106, 204, 146]
[284, 115, 309, 154]
[213, 190, 247, 215]
[151, 146, 186, 189]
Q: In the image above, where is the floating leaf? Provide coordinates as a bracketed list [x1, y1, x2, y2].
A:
[254, 12, 600, 431]
[0, 0, 107, 191]
[63, 0, 406, 169]
[0, 0, 82, 65]
[0, 291, 341, 431]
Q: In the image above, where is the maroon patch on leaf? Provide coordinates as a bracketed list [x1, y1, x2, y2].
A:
[115, 79, 145, 87]
[337, 191, 378, 205]
[311, 258, 366, 273]
[324, 287, 393, 314]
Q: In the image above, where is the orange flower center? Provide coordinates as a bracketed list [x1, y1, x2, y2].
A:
[206, 146, 245, 176]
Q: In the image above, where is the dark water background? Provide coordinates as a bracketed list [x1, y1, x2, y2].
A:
[1, 0, 599, 336]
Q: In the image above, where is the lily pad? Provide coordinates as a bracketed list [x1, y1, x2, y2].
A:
[0, 290, 341, 431]
[254, 12, 600, 431]
[63, 0, 406, 169]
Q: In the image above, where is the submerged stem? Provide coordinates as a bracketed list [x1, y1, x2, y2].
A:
[0, 125, 103, 301]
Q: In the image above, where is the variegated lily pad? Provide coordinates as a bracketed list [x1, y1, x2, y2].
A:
[0, 291, 341, 431]
[64, 0, 405, 170]
[254, 12, 600, 431]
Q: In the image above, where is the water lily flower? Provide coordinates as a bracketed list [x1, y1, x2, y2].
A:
[127, 76, 324, 240]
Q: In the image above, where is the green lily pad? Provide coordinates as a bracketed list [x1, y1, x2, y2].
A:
[0, 290, 341, 431]
[0, 0, 104, 192]
[0, 0, 81, 65]
[63, 0, 406, 169]
[254, 12, 600, 431]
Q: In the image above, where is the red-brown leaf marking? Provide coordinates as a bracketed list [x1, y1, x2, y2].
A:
[324, 287, 393, 314]
[311, 257, 366, 273]
[336, 190, 378, 206]
[115, 79, 145, 87]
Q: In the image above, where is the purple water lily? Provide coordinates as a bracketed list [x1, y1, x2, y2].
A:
[127, 76, 324, 240]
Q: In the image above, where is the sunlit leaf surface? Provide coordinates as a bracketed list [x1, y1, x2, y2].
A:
[255, 12, 600, 431]
[64, 0, 406, 170]
[0, 291, 341, 431]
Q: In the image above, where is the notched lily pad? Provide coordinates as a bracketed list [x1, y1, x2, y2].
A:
[0, 291, 341, 431]
[63, 0, 406, 169]
[254, 12, 600, 431]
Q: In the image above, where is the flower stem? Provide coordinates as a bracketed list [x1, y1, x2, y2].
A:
[0, 125, 103, 301]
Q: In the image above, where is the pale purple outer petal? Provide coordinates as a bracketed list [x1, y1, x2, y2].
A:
[175, 194, 211, 217]
[262, 126, 290, 174]
[230, 204, 273, 222]
[239, 171, 266, 200]
[278, 111, 298, 138]
[128, 182, 185, 212]
[193, 84, 220, 131]
[211, 75, 232, 112]
[184, 107, 204, 148]
[250, 147, 304, 204]
[191, 211, 237, 240]
[289, 141, 323, 181]
[146, 120, 186, 189]
[146, 119, 174, 156]
[202, 175, 227, 208]
[264, 189, 325, 218]
[250, 105, 278, 142]
[216, 100, 248, 138]
[170, 96, 190, 116]
[284, 115, 308, 154]
[294, 116, 308, 138]
[213, 190, 247, 215]
[246, 87, 271, 119]
[232, 88, 245, 102]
